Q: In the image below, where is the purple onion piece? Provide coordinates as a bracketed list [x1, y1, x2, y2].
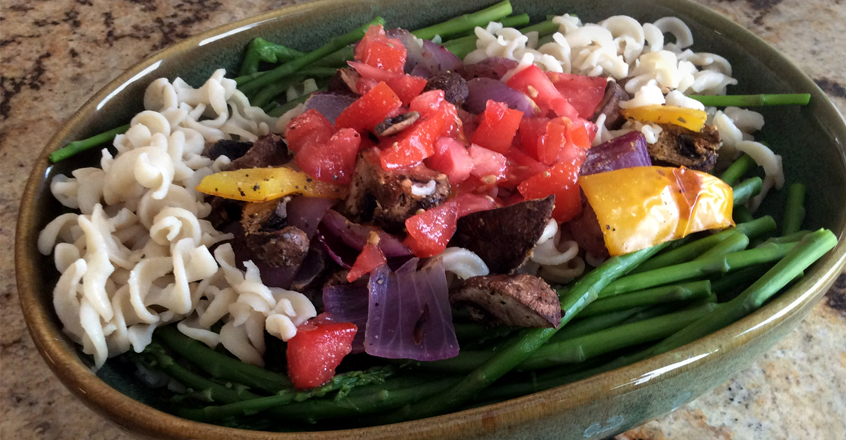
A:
[419, 40, 463, 76]
[460, 57, 518, 80]
[316, 224, 356, 269]
[303, 93, 358, 125]
[410, 64, 431, 79]
[364, 260, 459, 361]
[290, 244, 330, 294]
[285, 196, 335, 239]
[320, 210, 411, 257]
[323, 283, 370, 352]
[465, 78, 540, 115]
[580, 131, 651, 176]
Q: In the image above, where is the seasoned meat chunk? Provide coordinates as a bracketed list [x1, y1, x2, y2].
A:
[450, 196, 555, 274]
[344, 149, 450, 232]
[227, 133, 290, 171]
[591, 80, 630, 130]
[327, 68, 361, 96]
[203, 139, 253, 161]
[206, 196, 244, 230]
[649, 123, 721, 172]
[241, 200, 309, 269]
[451, 274, 562, 328]
[423, 72, 469, 105]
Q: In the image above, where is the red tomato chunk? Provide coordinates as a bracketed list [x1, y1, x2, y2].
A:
[426, 137, 474, 184]
[335, 82, 403, 134]
[355, 24, 407, 74]
[286, 318, 357, 389]
[546, 72, 608, 119]
[470, 100, 524, 154]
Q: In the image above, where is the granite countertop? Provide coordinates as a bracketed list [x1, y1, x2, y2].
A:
[2, 0, 845, 438]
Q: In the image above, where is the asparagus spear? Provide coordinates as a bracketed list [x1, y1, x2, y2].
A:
[239, 17, 385, 96]
[379, 243, 669, 422]
[631, 216, 776, 274]
[156, 326, 291, 394]
[130, 343, 259, 404]
[695, 232, 749, 260]
[520, 19, 559, 36]
[733, 177, 763, 206]
[782, 183, 806, 236]
[578, 280, 712, 318]
[411, 0, 513, 40]
[720, 154, 757, 186]
[517, 303, 718, 371]
[760, 230, 811, 245]
[551, 307, 648, 342]
[599, 242, 798, 298]
[250, 68, 335, 108]
[310, 45, 355, 68]
[176, 367, 395, 422]
[734, 205, 754, 223]
[239, 38, 305, 76]
[49, 124, 130, 163]
[496, 13, 530, 29]
[689, 93, 811, 107]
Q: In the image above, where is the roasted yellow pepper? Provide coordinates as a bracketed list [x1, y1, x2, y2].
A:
[621, 105, 707, 132]
[579, 166, 733, 256]
[196, 167, 346, 202]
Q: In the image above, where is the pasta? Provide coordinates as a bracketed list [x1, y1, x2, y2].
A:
[38, 69, 320, 368]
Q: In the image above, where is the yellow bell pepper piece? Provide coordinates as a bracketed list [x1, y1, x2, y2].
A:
[579, 166, 733, 256]
[196, 167, 346, 202]
[620, 105, 707, 132]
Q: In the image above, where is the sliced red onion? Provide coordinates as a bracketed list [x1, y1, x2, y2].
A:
[410, 64, 431, 78]
[285, 196, 335, 239]
[460, 57, 518, 80]
[323, 283, 369, 352]
[316, 224, 356, 269]
[320, 210, 411, 257]
[290, 244, 330, 293]
[364, 260, 458, 361]
[465, 78, 540, 116]
[419, 40, 463, 76]
[580, 131, 651, 176]
[386, 28, 424, 74]
[304, 93, 358, 125]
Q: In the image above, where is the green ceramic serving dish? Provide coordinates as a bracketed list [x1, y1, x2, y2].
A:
[16, 0, 846, 438]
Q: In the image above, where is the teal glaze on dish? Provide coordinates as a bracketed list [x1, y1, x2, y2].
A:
[16, 0, 846, 439]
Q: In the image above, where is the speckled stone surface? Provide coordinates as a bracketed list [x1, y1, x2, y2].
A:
[1, 1, 845, 439]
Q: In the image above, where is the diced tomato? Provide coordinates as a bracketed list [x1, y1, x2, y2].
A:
[404, 202, 459, 257]
[336, 82, 403, 134]
[349, 61, 427, 105]
[470, 100, 524, 154]
[546, 72, 608, 119]
[506, 65, 579, 120]
[386, 75, 428, 106]
[426, 137, 474, 184]
[458, 108, 479, 140]
[503, 147, 548, 186]
[410, 90, 446, 117]
[285, 110, 336, 154]
[295, 128, 361, 185]
[286, 318, 357, 389]
[347, 233, 387, 282]
[518, 161, 584, 222]
[518, 116, 549, 162]
[354, 24, 406, 74]
[468, 144, 507, 183]
[380, 108, 446, 170]
[450, 193, 496, 217]
[403, 193, 496, 258]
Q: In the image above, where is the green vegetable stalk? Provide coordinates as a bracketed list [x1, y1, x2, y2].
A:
[412, 0, 513, 40]
[551, 307, 648, 342]
[156, 325, 291, 394]
[49, 124, 130, 163]
[239, 17, 385, 96]
[695, 232, 749, 260]
[689, 93, 811, 107]
[782, 183, 806, 236]
[733, 177, 763, 206]
[578, 280, 712, 318]
[720, 154, 757, 186]
[239, 38, 305, 76]
[520, 19, 559, 36]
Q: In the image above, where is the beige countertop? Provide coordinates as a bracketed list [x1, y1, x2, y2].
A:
[2, 0, 846, 439]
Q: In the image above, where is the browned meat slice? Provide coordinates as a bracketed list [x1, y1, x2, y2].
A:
[450, 196, 555, 274]
[451, 274, 562, 328]
[344, 149, 450, 232]
[423, 73, 469, 105]
[241, 200, 309, 269]
[591, 80, 630, 130]
[203, 139, 253, 161]
[648, 123, 721, 172]
[227, 133, 290, 171]
[568, 202, 608, 259]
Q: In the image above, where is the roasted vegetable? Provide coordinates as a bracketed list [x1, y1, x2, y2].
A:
[196, 167, 347, 202]
[621, 104, 707, 132]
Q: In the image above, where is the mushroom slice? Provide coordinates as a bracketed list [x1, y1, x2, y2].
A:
[373, 111, 420, 137]
[451, 274, 562, 328]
